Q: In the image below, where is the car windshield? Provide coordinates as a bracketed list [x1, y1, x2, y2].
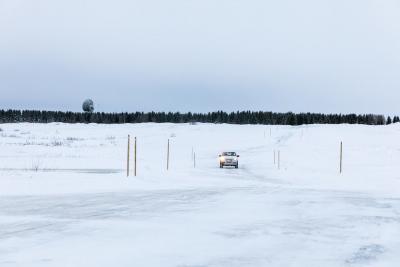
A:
[222, 152, 236, 156]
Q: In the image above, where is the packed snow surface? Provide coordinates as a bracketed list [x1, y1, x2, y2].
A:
[0, 123, 399, 267]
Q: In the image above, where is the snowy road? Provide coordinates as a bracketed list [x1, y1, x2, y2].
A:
[1, 177, 399, 266]
[0, 123, 399, 266]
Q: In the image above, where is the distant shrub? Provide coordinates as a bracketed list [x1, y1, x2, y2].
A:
[50, 140, 63, 146]
[23, 140, 35, 146]
[66, 137, 83, 141]
[31, 159, 42, 172]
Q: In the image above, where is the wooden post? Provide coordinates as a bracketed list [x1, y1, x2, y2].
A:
[274, 150, 276, 165]
[167, 139, 170, 171]
[340, 141, 343, 174]
[134, 137, 137, 176]
[127, 135, 130, 177]
[278, 150, 280, 170]
[193, 152, 196, 168]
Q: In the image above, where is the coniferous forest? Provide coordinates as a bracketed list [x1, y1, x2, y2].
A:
[0, 109, 398, 125]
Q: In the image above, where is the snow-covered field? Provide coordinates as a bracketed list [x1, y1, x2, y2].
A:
[0, 123, 399, 267]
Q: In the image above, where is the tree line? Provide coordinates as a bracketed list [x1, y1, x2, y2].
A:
[0, 109, 397, 125]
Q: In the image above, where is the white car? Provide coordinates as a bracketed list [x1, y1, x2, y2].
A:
[219, 152, 240, 168]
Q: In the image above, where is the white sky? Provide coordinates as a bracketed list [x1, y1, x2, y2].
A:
[0, 0, 399, 114]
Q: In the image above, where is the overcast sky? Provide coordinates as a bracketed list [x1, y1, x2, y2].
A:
[0, 0, 399, 114]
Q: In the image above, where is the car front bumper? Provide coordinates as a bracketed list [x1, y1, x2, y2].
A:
[221, 160, 238, 166]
